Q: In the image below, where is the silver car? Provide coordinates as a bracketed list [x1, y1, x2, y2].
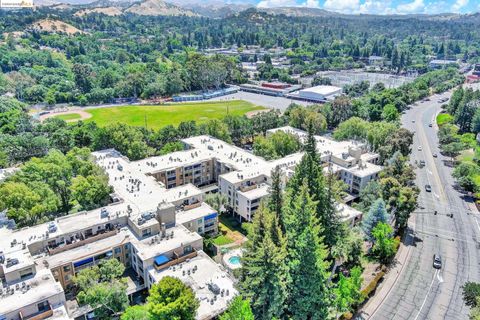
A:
[433, 254, 442, 269]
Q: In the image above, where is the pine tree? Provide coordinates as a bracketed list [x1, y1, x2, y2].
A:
[241, 205, 288, 320]
[268, 166, 284, 233]
[282, 182, 331, 320]
[362, 198, 389, 241]
[288, 124, 340, 248]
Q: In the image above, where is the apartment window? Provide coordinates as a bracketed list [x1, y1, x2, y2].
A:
[63, 265, 71, 273]
[197, 219, 203, 224]
[184, 245, 193, 254]
[19, 268, 33, 279]
[142, 228, 152, 237]
[37, 301, 49, 312]
[197, 227, 203, 233]
[114, 247, 122, 255]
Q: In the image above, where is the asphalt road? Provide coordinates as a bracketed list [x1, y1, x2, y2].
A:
[370, 89, 480, 320]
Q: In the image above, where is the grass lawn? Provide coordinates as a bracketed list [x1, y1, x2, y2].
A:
[436, 113, 453, 126]
[84, 100, 266, 130]
[212, 233, 234, 246]
[54, 113, 82, 121]
[208, 214, 250, 248]
[458, 149, 475, 162]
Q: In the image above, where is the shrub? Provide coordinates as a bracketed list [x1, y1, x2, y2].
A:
[341, 311, 353, 320]
[360, 271, 385, 299]
[394, 236, 401, 252]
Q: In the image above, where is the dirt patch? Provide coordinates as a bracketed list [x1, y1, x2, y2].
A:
[31, 19, 86, 35]
[245, 109, 270, 118]
[40, 109, 92, 123]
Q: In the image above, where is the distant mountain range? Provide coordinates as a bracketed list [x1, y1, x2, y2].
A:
[33, 0, 480, 21]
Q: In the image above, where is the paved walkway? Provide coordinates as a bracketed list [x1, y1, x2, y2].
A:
[358, 226, 415, 319]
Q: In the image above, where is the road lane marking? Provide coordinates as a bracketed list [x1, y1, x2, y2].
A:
[437, 272, 444, 283]
[413, 269, 439, 320]
[475, 218, 480, 234]
[427, 169, 432, 175]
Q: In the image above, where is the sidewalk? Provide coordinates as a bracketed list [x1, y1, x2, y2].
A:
[358, 230, 414, 319]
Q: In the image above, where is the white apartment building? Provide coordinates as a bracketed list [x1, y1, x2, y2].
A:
[0, 127, 380, 320]
[0, 149, 233, 320]
[217, 126, 382, 221]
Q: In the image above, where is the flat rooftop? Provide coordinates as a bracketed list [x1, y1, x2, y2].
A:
[0, 202, 132, 258]
[148, 250, 237, 320]
[175, 203, 217, 226]
[299, 85, 342, 96]
[0, 269, 64, 317]
[345, 162, 383, 178]
[131, 224, 203, 262]
[182, 136, 268, 171]
[237, 184, 270, 201]
[93, 149, 204, 215]
[336, 203, 362, 222]
[267, 126, 365, 160]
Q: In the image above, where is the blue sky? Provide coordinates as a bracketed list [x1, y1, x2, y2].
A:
[246, 0, 479, 14]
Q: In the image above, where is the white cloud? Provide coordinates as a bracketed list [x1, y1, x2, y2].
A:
[423, 1, 450, 14]
[256, 0, 474, 14]
[395, 0, 425, 14]
[257, 0, 320, 8]
[323, 0, 360, 12]
[257, 0, 298, 8]
[359, 0, 394, 14]
[304, 0, 320, 8]
[451, 0, 469, 12]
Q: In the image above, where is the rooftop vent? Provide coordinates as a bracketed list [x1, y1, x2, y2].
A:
[100, 208, 109, 218]
[6, 258, 19, 268]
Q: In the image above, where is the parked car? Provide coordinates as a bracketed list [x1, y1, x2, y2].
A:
[433, 153, 438, 158]
[433, 254, 442, 269]
[418, 146, 422, 151]
[425, 184, 432, 192]
[429, 123, 433, 127]
[419, 160, 426, 167]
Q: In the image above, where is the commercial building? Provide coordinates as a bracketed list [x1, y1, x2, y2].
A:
[368, 55, 385, 67]
[428, 59, 458, 69]
[239, 82, 302, 97]
[172, 86, 239, 102]
[287, 85, 342, 102]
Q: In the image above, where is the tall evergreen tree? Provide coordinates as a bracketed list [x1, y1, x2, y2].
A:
[241, 205, 288, 320]
[288, 124, 340, 248]
[268, 166, 284, 232]
[282, 182, 331, 320]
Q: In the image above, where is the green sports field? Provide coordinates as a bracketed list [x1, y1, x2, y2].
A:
[80, 100, 265, 130]
[55, 113, 82, 121]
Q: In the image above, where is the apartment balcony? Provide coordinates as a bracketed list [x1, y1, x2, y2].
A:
[19, 304, 53, 320]
[184, 202, 202, 211]
[153, 250, 198, 271]
[47, 229, 119, 255]
[239, 184, 257, 192]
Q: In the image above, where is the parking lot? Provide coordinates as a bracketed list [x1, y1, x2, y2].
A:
[209, 91, 311, 111]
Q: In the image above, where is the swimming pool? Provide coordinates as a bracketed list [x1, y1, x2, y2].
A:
[228, 256, 241, 265]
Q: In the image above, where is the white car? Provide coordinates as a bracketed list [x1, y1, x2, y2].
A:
[418, 146, 422, 151]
